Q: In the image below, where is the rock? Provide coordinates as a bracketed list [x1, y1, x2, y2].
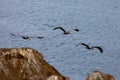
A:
[86, 70, 115, 80]
[0, 47, 69, 80]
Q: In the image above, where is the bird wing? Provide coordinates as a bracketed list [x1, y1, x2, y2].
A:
[53, 27, 60, 30]
[76, 43, 90, 49]
[74, 29, 79, 32]
[81, 43, 90, 49]
[92, 46, 103, 53]
[75, 43, 82, 47]
[9, 33, 16, 36]
[53, 27, 66, 33]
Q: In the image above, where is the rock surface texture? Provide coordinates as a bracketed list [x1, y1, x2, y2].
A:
[0, 47, 69, 80]
[86, 70, 115, 80]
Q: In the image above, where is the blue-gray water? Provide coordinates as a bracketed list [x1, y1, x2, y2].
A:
[0, 0, 120, 80]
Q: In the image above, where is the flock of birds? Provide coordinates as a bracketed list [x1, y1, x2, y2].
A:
[9, 27, 103, 53]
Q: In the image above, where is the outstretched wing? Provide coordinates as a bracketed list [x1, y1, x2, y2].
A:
[81, 43, 90, 49]
[53, 27, 66, 33]
[76, 43, 90, 49]
[74, 29, 79, 32]
[9, 33, 16, 36]
[92, 46, 103, 53]
[75, 43, 81, 47]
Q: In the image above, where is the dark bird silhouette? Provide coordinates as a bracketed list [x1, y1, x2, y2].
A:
[53, 27, 70, 34]
[76, 43, 103, 53]
[53, 27, 80, 34]
[10, 33, 44, 40]
[22, 36, 44, 39]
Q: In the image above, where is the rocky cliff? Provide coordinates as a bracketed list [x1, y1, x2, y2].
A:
[0, 47, 69, 80]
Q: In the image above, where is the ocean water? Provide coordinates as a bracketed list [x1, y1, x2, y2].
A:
[0, 0, 120, 80]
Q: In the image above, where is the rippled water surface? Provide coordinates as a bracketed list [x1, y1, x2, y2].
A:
[0, 0, 120, 80]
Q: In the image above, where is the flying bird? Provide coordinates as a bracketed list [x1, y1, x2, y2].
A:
[76, 43, 103, 53]
[10, 33, 44, 40]
[53, 27, 70, 34]
[53, 27, 80, 34]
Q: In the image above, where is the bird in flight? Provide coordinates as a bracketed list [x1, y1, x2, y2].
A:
[53, 27, 79, 34]
[76, 43, 103, 53]
[9, 33, 44, 40]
